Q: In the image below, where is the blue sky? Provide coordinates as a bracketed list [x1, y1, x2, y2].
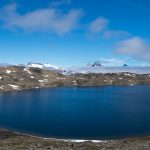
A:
[0, 0, 150, 67]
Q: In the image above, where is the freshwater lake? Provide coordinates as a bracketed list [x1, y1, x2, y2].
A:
[0, 85, 150, 140]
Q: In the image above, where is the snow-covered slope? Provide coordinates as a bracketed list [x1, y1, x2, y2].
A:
[27, 63, 44, 69]
[43, 63, 60, 70]
[27, 62, 63, 71]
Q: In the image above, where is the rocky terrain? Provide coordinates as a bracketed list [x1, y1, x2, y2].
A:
[1, 129, 150, 150]
[1, 66, 150, 92]
[1, 66, 150, 149]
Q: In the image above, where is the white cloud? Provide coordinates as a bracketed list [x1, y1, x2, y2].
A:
[103, 30, 130, 39]
[116, 37, 150, 61]
[88, 17, 109, 33]
[88, 17, 129, 39]
[0, 3, 83, 35]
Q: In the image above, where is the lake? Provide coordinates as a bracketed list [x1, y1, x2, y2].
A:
[0, 85, 150, 140]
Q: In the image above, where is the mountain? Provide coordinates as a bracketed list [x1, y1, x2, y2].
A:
[43, 63, 61, 70]
[27, 62, 63, 71]
[87, 61, 102, 67]
[27, 62, 44, 69]
[123, 64, 128, 67]
[67, 63, 150, 74]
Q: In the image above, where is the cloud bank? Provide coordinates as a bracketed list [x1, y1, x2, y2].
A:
[0, 3, 83, 35]
[117, 37, 150, 62]
[98, 58, 128, 66]
[88, 17, 109, 34]
[88, 17, 129, 39]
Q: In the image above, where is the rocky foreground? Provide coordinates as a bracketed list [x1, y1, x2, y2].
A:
[1, 129, 150, 150]
[1, 66, 150, 92]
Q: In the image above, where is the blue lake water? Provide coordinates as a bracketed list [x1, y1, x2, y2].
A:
[0, 85, 150, 140]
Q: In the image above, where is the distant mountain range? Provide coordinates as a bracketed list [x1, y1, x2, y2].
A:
[87, 61, 102, 67]
[0, 63, 12, 67]
[1, 61, 150, 74]
[0, 62, 63, 71]
[66, 61, 150, 74]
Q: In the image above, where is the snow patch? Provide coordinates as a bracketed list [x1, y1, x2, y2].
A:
[56, 77, 66, 80]
[24, 68, 32, 75]
[124, 73, 132, 76]
[27, 62, 62, 71]
[44, 63, 60, 70]
[6, 70, 11, 74]
[62, 139, 105, 143]
[0, 85, 4, 89]
[38, 79, 48, 83]
[42, 75, 49, 78]
[28, 63, 43, 69]
[8, 84, 19, 90]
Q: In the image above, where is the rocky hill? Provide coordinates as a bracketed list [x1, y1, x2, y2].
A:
[1, 66, 150, 92]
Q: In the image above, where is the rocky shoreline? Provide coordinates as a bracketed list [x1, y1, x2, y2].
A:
[1, 129, 150, 150]
[1, 66, 150, 92]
